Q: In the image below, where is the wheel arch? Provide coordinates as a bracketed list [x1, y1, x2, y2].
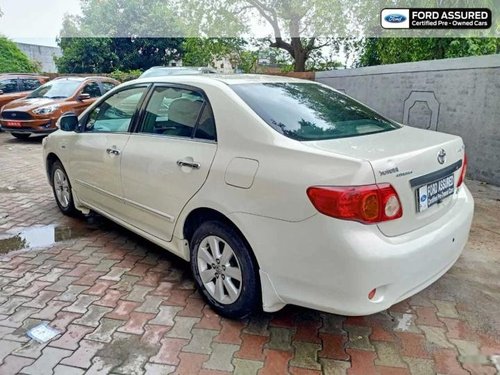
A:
[46, 152, 61, 185]
[182, 207, 261, 272]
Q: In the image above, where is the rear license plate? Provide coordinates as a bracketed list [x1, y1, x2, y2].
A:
[417, 174, 454, 212]
[6, 121, 22, 127]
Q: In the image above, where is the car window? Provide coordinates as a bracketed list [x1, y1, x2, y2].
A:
[82, 82, 101, 98]
[28, 80, 81, 99]
[21, 78, 42, 91]
[140, 86, 211, 139]
[231, 82, 400, 141]
[101, 82, 117, 94]
[0, 79, 19, 94]
[194, 105, 216, 141]
[85, 86, 147, 133]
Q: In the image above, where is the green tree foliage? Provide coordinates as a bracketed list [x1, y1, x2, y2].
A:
[56, 37, 184, 73]
[182, 38, 258, 73]
[358, 38, 500, 66]
[0, 37, 39, 73]
[57, 0, 185, 73]
[181, 0, 357, 72]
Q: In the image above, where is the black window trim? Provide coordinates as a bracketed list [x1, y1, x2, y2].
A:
[78, 83, 153, 134]
[132, 82, 218, 143]
[20, 77, 41, 92]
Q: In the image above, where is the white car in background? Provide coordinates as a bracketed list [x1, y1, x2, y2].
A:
[43, 75, 473, 319]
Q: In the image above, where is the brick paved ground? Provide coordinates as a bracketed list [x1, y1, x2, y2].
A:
[0, 131, 499, 375]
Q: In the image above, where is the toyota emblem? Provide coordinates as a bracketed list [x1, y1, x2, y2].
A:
[437, 149, 446, 164]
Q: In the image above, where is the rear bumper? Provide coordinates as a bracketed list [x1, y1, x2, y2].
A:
[231, 185, 474, 316]
[0, 118, 56, 134]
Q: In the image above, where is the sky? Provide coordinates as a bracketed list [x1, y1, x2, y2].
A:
[0, 0, 82, 46]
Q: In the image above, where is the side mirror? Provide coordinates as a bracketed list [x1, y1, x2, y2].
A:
[78, 93, 91, 101]
[58, 113, 79, 132]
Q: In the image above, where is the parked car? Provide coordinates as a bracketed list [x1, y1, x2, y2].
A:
[140, 66, 217, 78]
[0, 73, 49, 109]
[43, 75, 473, 319]
[0, 76, 119, 139]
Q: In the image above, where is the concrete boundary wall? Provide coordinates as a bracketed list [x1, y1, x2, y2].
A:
[316, 55, 500, 186]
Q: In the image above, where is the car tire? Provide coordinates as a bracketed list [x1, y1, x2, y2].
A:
[51, 160, 78, 216]
[190, 221, 260, 319]
[12, 133, 31, 140]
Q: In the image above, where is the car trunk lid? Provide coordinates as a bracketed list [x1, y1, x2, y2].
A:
[303, 126, 465, 236]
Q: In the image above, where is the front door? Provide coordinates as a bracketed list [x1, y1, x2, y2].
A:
[68, 85, 149, 218]
[120, 85, 218, 241]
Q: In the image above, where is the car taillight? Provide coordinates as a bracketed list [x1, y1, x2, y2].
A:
[306, 184, 403, 224]
[457, 153, 467, 188]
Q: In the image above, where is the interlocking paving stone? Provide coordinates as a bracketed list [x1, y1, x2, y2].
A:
[23, 290, 59, 309]
[0, 339, 23, 362]
[165, 316, 199, 339]
[150, 338, 189, 365]
[420, 326, 455, 349]
[135, 295, 164, 314]
[0, 307, 39, 328]
[266, 327, 294, 351]
[86, 318, 125, 343]
[21, 347, 73, 374]
[38, 268, 67, 283]
[320, 358, 351, 375]
[149, 305, 182, 326]
[432, 300, 460, 319]
[0, 355, 35, 374]
[403, 356, 436, 375]
[61, 339, 105, 369]
[100, 267, 131, 281]
[64, 294, 100, 314]
[373, 341, 408, 368]
[182, 328, 218, 354]
[203, 342, 239, 372]
[233, 358, 264, 375]
[50, 324, 94, 350]
[0, 296, 31, 315]
[124, 285, 154, 302]
[45, 276, 79, 292]
[290, 341, 322, 370]
[56, 285, 90, 303]
[73, 305, 113, 327]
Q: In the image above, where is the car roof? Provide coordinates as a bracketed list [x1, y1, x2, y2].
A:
[52, 76, 114, 81]
[0, 73, 48, 79]
[134, 74, 307, 86]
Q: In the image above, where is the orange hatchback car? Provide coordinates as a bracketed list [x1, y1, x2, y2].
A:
[0, 73, 49, 108]
[0, 76, 119, 139]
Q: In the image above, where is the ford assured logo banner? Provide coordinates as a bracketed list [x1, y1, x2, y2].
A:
[381, 8, 491, 29]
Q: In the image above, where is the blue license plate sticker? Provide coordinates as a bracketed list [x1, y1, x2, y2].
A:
[417, 174, 454, 212]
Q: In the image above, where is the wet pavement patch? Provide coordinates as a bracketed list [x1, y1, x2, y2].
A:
[0, 224, 96, 254]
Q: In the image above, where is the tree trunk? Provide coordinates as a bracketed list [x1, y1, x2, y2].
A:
[293, 50, 307, 72]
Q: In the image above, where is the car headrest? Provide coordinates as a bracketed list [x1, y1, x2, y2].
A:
[168, 98, 203, 127]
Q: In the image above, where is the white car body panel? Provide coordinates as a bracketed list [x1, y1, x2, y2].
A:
[43, 74, 474, 316]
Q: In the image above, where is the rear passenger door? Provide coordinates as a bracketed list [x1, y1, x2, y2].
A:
[120, 84, 217, 242]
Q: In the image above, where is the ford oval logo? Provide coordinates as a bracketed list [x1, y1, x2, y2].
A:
[384, 14, 407, 23]
[420, 195, 427, 202]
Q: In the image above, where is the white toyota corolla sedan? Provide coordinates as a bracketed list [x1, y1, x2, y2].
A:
[43, 74, 474, 319]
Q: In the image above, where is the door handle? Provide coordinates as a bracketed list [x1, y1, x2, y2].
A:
[106, 148, 121, 156]
[177, 159, 201, 169]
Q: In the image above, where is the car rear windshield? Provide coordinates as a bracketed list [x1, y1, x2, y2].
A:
[231, 82, 400, 141]
[28, 80, 81, 99]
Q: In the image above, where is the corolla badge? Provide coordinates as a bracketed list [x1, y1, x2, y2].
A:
[384, 14, 407, 23]
[437, 149, 446, 164]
